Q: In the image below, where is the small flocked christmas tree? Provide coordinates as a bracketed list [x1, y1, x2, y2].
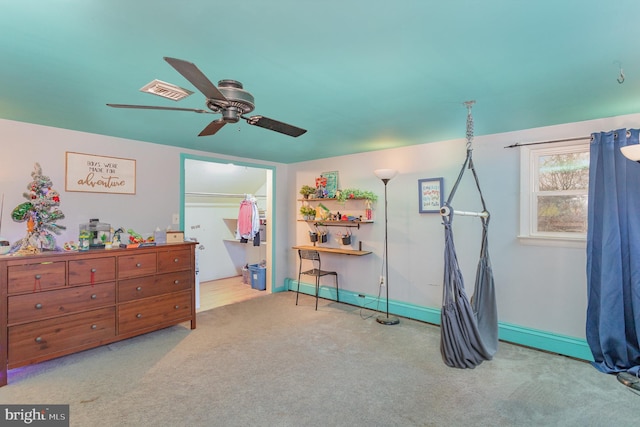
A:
[11, 163, 66, 253]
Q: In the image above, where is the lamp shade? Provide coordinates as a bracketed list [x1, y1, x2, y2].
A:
[374, 169, 398, 181]
[621, 144, 640, 162]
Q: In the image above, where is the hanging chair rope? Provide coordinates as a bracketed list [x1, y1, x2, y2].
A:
[443, 100, 489, 218]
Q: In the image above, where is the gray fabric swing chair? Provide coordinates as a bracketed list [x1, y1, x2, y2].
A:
[439, 101, 498, 369]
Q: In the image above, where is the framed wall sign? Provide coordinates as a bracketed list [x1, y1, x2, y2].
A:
[65, 152, 136, 194]
[418, 177, 443, 213]
[321, 171, 339, 198]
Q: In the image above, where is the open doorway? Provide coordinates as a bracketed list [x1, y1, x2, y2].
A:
[180, 154, 275, 310]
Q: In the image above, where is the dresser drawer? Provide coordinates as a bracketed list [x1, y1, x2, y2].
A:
[118, 291, 192, 335]
[8, 307, 116, 365]
[8, 282, 116, 325]
[117, 275, 156, 302]
[118, 253, 157, 278]
[118, 270, 192, 302]
[8, 261, 67, 294]
[158, 248, 191, 273]
[68, 257, 116, 285]
[156, 270, 193, 293]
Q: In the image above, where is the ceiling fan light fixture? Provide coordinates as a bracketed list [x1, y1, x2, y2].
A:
[221, 107, 240, 123]
[140, 79, 194, 101]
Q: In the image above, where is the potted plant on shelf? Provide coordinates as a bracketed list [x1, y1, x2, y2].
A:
[335, 188, 378, 203]
[300, 206, 316, 220]
[299, 185, 316, 199]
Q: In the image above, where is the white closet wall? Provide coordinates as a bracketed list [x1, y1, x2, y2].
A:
[186, 201, 265, 281]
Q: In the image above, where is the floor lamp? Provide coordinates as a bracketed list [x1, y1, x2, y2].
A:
[374, 168, 399, 325]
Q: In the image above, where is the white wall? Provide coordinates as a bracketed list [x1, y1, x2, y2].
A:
[287, 113, 640, 340]
[4, 113, 640, 342]
[185, 202, 267, 281]
[0, 121, 176, 241]
[0, 119, 290, 291]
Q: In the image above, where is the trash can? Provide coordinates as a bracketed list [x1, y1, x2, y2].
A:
[249, 264, 266, 291]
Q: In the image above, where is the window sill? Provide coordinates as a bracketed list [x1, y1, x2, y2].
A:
[517, 235, 586, 249]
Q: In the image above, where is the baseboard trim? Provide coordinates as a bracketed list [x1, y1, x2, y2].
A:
[283, 278, 593, 362]
[271, 283, 288, 293]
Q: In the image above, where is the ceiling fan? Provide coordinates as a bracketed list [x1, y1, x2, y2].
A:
[107, 57, 307, 138]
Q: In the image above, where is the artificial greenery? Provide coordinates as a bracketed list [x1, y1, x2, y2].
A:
[299, 185, 316, 197]
[10, 163, 66, 253]
[335, 188, 378, 203]
[299, 206, 316, 217]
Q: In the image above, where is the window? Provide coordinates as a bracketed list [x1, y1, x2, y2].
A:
[519, 140, 590, 247]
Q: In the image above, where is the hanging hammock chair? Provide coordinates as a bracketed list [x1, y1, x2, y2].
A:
[439, 101, 498, 369]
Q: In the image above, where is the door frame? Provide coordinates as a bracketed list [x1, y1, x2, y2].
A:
[180, 153, 277, 293]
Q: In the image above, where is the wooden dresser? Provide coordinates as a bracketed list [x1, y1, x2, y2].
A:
[0, 242, 197, 387]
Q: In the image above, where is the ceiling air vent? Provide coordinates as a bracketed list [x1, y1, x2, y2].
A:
[140, 79, 194, 101]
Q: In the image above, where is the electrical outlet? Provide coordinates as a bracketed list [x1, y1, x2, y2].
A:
[172, 213, 179, 225]
[379, 276, 385, 286]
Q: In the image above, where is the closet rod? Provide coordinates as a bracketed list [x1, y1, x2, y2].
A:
[504, 136, 590, 149]
[185, 192, 266, 198]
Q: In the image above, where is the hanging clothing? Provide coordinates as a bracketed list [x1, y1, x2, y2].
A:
[237, 199, 254, 239]
[236, 196, 261, 244]
[251, 200, 260, 240]
[586, 129, 640, 377]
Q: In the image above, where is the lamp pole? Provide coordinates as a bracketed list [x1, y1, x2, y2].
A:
[375, 169, 399, 325]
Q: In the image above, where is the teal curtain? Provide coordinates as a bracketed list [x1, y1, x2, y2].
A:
[586, 129, 640, 376]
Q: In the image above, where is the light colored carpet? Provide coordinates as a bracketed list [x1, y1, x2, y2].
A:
[1, 292, 638, 426]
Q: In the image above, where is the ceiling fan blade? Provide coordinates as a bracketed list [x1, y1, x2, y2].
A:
[199, 119, 227, 136]
[106, 104, 212, 114]
[243, 115, 307, 137]
[163, 57, 227, 103]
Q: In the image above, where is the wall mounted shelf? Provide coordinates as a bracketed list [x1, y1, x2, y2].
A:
[297, 197, 372, 202]
[297, 219, 373, 229]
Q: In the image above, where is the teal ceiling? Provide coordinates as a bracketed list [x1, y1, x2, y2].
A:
[2, 1, 640, 163]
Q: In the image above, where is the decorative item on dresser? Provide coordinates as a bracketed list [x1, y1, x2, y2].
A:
[0, 242, 197, 387]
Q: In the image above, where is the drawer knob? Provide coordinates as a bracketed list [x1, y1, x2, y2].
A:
[174, 280, 180, 285]
[91, 294, 97, 299]
[91, 324, 97, 329]
[174, 305, 180, 309]
[91, 268, 97, 273]
[136, 286, 142, 291]
[35, 337, 42, 343]
[136, 263, 142, 268]
[173, 258, 179, 263]
[136, 313, 142, 318]
[35, 274, 42, 280]
[35, 303, 43, 309]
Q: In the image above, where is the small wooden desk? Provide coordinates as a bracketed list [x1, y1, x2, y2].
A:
[292, 245, 372, 256]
